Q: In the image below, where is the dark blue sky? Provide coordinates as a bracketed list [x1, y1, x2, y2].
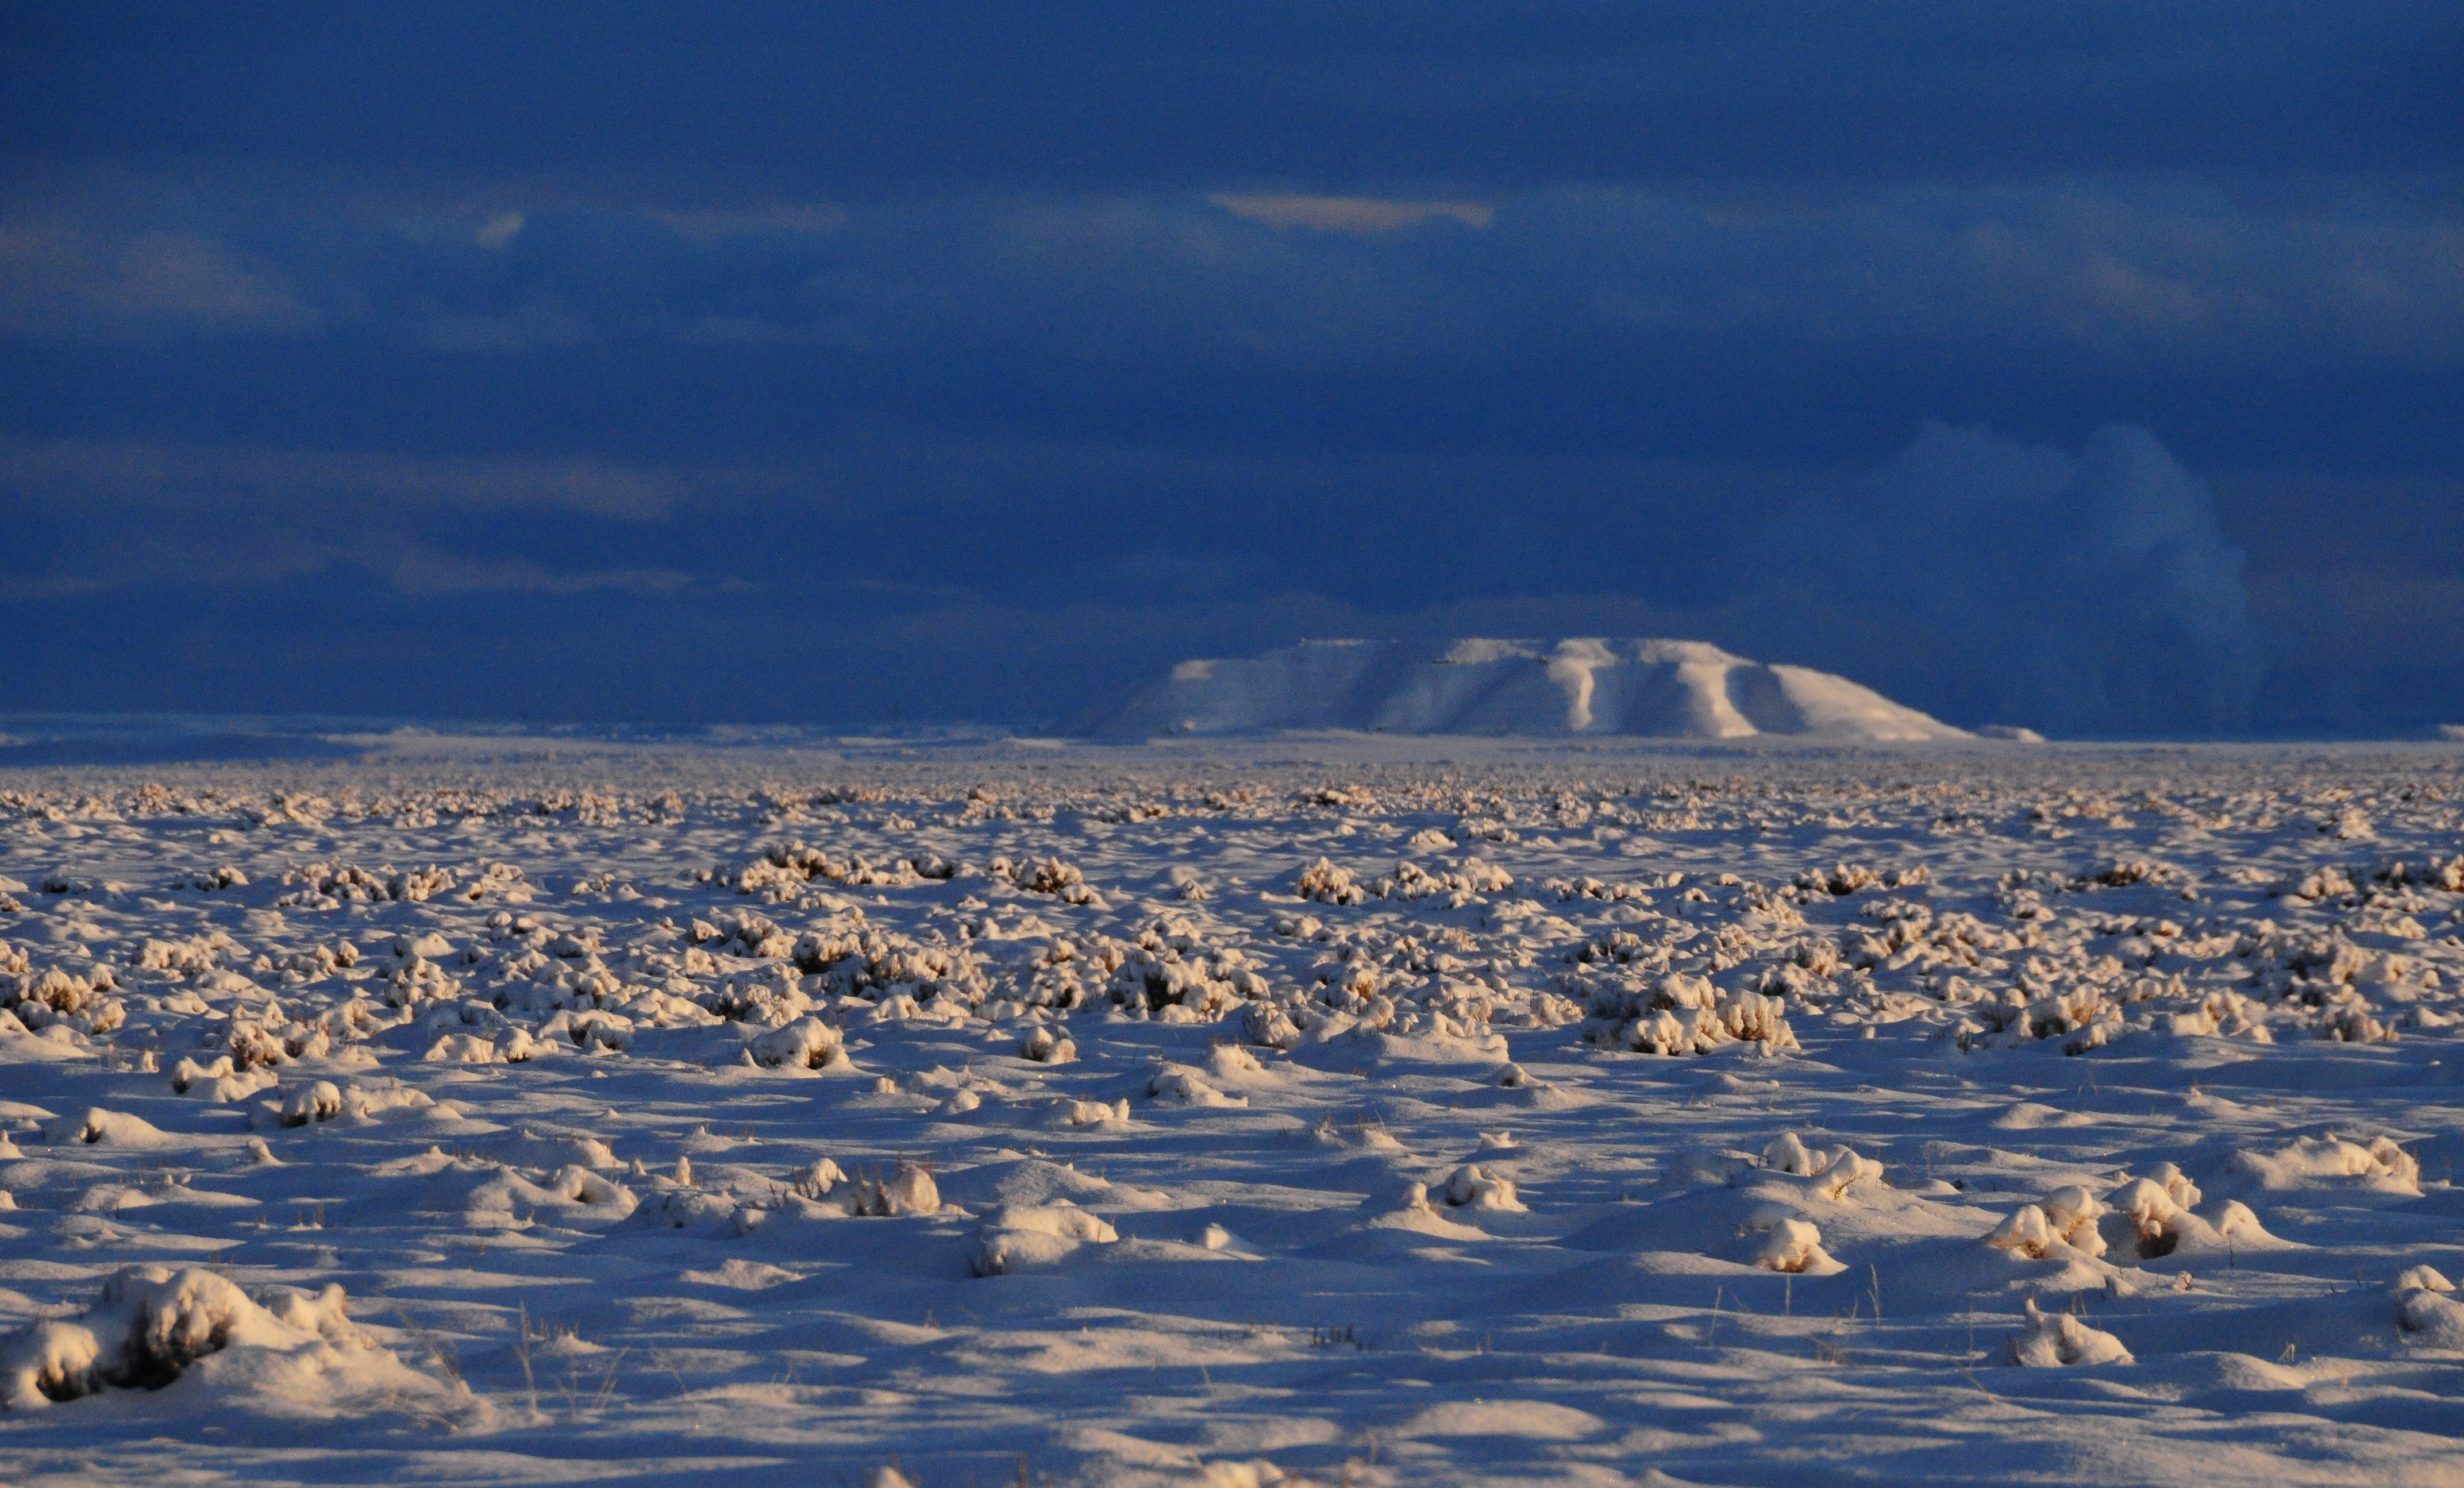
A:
[3, 3, 2458, 734]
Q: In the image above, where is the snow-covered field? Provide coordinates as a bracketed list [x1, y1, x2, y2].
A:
[4, 734, 2463, 1487]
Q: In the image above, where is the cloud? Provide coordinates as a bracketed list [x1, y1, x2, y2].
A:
[388, 549, 746, 597]
[1728, 423, 2263, 736]
[0, 222, 321, 338]
[7, 169, 2455, 370]
[654, 203, 847, 240]
[0, 573, 110, 602]
[1570, 184, 2464, 364]
[9, 6, 2455, 198]
[1210, 195, 1493, 234]
[473, 211, 525, 249]
[0, 438, 691, 522]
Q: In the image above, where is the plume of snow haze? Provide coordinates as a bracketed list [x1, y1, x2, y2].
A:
[1744, 423, 2261, 737]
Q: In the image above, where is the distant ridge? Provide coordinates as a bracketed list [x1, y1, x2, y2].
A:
[1087, 638, 1971, 741]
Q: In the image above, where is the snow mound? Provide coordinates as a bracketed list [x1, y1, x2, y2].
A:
[1, 1265, 447, 1416]
[2226, 1135, 2420, 1194]
[973, 1202, 1120, 1275]
[1089, 637, 1971, 740]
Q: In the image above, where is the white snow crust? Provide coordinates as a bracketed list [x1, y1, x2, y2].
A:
[1091, 637, 1973, 740]
[1, 734, 2462, 1485]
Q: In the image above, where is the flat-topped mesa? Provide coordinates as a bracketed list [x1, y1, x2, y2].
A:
[1087, 637, 1970, 741]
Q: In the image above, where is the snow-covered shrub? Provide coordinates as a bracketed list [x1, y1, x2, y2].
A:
[1103, 926, 1265, 1020]
[1373, 858, 1514, 906]
[2104, 1163, 2202, 1258]
[2316, 988, 2397, 1044]
[1439, 1164, 1525, 1212]
[1580, 972, 1800, 1055]
[790, 1158, 846, 1199]
[713, 842, 960, 900]
[691, 909, 795, 960]
[629, 1188, 738, 1232]
[471, 1165, 640, 1227]
[2393, 1267, 2464, 1350]
[972, 1202, 1118, 1275]
[748, 1016, 847, 1070]
[279, 1081, 343, 1127]
[424, 1027, 539, 1063]
[0, 1266, 422, 1410]
[276, 861, 461, 908]
[2005, 1297, 2132, 1366]
[1986, 1186, 2108, 1260]
[1054, 1097, 1131, 1127]
[703, 970, 815, 1026]
[1294, 858, 1366, 906]
[995, 855, 1099, 905]
[1019, 1024, 1076, 1063]
[1795, 862, 1927, 897]
[1148, 1066, 1247, 1107]
[2161, 989, 2271, 1040]
[44, 1108, 170, 1147]
[2226, 1135, 2420, 1193]
[1750, 1217, 1833, 1274]
[5, 966, 125, 1036]
[845, 1160, 941, 1216]
[787, 924, 994, 1013]
[1760, 1134, 1884, 1199]
[376, 951, 461, 1009]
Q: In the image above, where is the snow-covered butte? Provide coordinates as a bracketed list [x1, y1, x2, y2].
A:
[1089, 637, 1970, 741]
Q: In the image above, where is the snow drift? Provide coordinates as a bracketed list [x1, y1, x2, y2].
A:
[1088, 638, 1969, 741]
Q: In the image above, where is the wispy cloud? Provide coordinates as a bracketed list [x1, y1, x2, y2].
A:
[389, 549, 748, 597]
[1209, 194, 1494, 234]
[473, 211, 526, 249]
[653, 203, 848, 240]
[0, 222, 321, 338]
[0, 438, 691, 522]
[0, 573, 111, 602]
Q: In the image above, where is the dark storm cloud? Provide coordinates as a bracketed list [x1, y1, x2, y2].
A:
[2, 3, 2459, 734]
[7, 3, 2457, 192]
[1729, 424, 2263, 737]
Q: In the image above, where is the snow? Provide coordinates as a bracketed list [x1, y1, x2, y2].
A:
[1, 733, 2462, 1485]
[1091, 637, 1974, 739]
